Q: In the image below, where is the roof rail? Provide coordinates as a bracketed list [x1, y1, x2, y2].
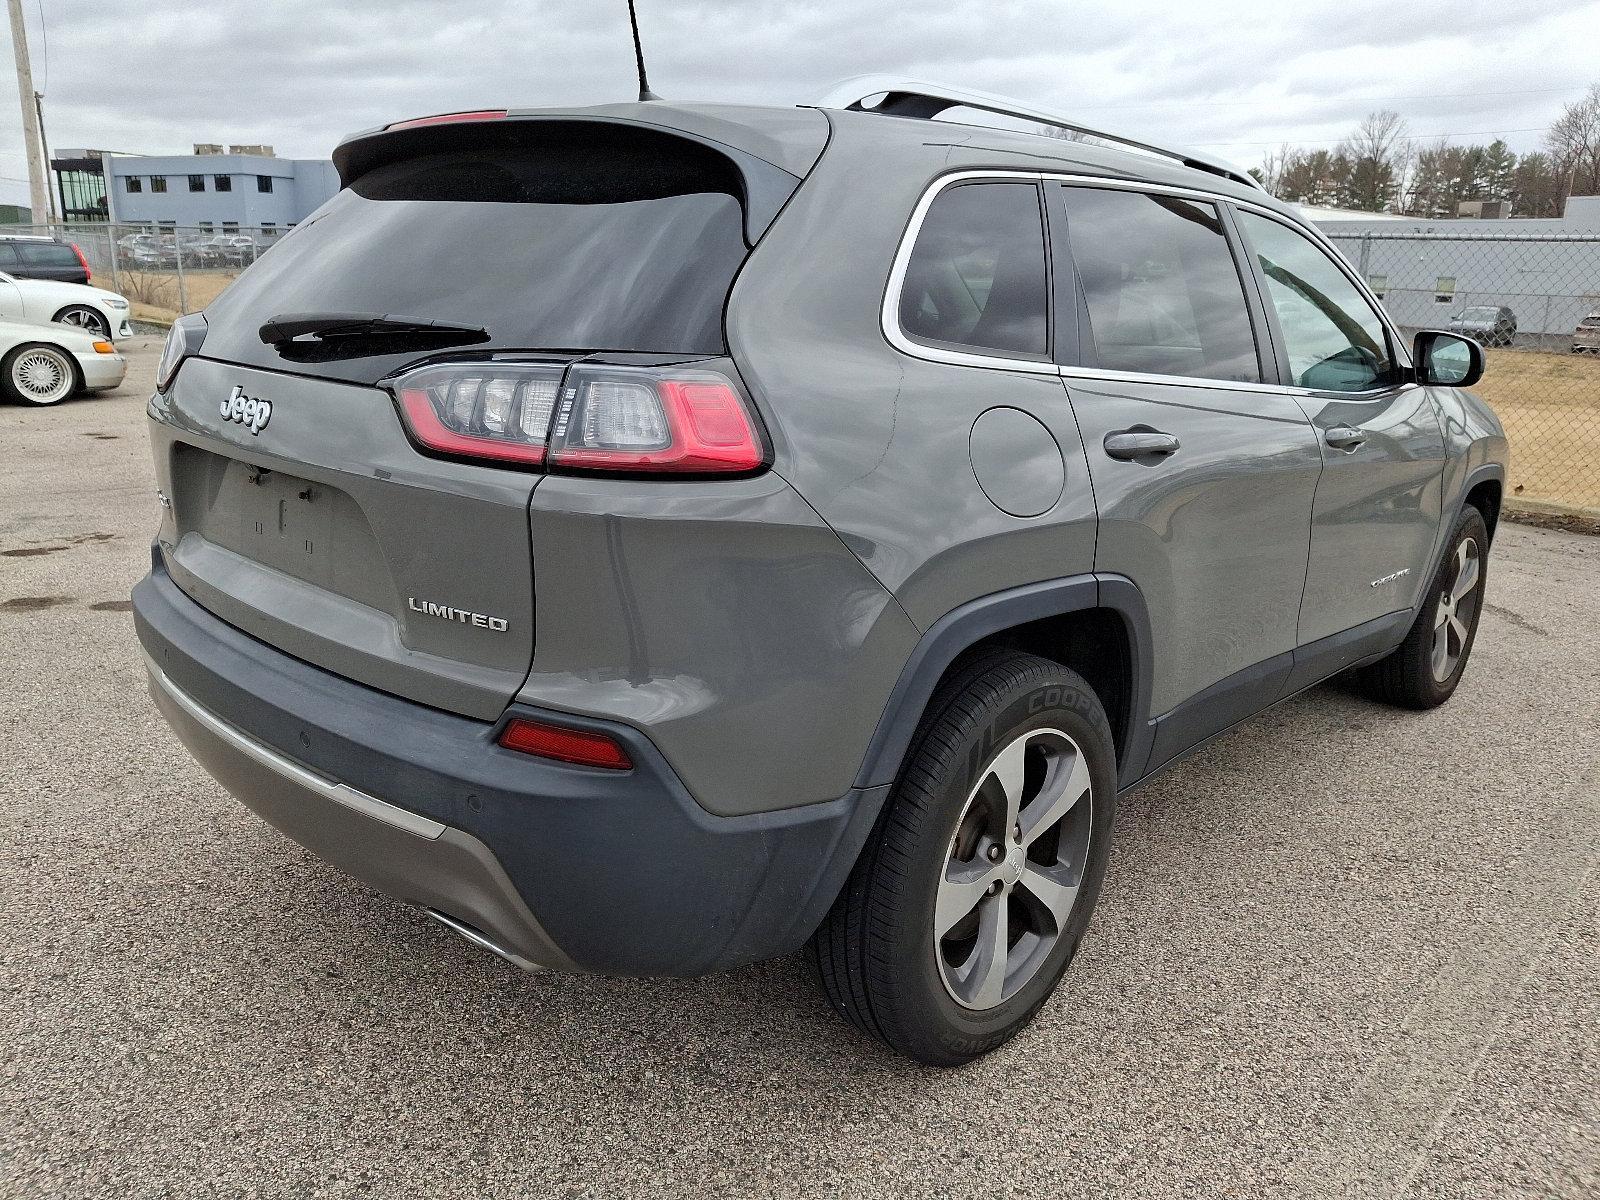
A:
[812, 75, 1266, 193]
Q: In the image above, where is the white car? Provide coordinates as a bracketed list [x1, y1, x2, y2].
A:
[0, 272, 134, 342]
[0, 317, 127, 405]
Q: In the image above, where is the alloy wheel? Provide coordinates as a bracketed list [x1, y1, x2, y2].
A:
[11, 347, 75, 404]
[57, 307, 110, 339]
[935, 728, 1094, 1010]
[1432, 536, 1481, 682]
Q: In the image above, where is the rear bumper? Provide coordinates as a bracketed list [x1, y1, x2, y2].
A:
[133, 552, 885, 976]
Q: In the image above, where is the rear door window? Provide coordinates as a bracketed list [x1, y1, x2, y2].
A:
[898, 181, 1050, 359]
[1235, 211, 1395, 392]
[1060, 186, 1261, 384]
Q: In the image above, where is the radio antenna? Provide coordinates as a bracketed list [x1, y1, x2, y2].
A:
[627, 0, 662, 101]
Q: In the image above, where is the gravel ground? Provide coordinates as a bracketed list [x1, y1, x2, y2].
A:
[3, 340, 1597, 1199]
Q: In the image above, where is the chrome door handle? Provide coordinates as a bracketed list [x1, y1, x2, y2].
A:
[1104, 429, 1181, 460]
[1325, 425, 1367, 451]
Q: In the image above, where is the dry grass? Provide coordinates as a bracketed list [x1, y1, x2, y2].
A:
[1477, 348, 1600, 513]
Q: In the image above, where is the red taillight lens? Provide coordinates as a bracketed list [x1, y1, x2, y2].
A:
[395, 363, 563, 467]
[386, 109, 508, 131]
[550, 369, 765, 473]
[497, 717, 633, 770]
[70, 242, 91, 281]
[390, 362, 766, 476]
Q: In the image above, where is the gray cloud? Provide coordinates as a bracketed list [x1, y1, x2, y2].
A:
[4, 0, 1596, 184]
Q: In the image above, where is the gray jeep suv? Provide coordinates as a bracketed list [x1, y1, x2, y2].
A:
[133, 78, 1508, 1065]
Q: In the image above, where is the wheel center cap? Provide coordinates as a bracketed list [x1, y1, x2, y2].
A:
[1004, 845, 1025, 886]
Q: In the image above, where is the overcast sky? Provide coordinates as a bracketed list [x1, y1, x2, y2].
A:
[3, 0, 1597, 184]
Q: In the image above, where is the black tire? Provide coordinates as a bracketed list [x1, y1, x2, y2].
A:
[52, 304, 111, 340]
[1351, 505, 1489, 709]
[0, 342, 81, 406]
[811, 651, 1117, 1066]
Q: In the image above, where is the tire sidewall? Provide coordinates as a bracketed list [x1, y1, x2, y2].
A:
[881, 665, 1117, 1061]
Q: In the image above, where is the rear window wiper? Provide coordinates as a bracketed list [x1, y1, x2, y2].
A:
[258, 312, 491, 361]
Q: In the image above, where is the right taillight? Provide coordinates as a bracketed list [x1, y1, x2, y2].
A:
[392, 361, 766, 476]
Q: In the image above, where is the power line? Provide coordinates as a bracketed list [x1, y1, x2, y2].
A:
[1069, 84, 1588, 112]
[1193, 127, 1547, 148]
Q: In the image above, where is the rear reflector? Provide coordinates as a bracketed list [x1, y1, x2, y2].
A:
[386, 109, 508, 131]
[497, 717, 633, 770]
[390, 361, 766, 476]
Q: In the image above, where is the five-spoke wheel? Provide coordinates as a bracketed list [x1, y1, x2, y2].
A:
[936, 728, 1093, 1010]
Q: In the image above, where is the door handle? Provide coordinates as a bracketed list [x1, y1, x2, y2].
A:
[1325, 425, 1367, 451]
[1104, 429, 1181, 461]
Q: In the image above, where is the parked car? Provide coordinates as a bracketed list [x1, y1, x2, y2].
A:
[1448, 304, 1517, 347]
[132, 79, 1508, 1066]
[199, 234, 259, 267]
[0, 316, 125, 404]
[1573, 310, 1600, 354]
[0, 272, 133, 340]
[0, 233, 93, 285]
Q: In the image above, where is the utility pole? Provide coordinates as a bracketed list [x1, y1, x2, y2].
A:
[33, 91, 54, 222]
[6, 0, 50, 225]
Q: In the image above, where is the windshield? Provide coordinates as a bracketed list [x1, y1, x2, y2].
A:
[1461, 307, 1499, 320]
[199, 127, 751, 384]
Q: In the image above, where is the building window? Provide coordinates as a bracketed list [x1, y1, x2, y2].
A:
[1367, 273, 1388, 300]
[124, 177, 143, 193]
[222, 221, 239, 234]
[198, 221, 214, 233]
[1435, 276, 1456, 304]
[215, 175, 232, 192]
[256, 175, 273, 193]
[261, 221, 277, 237]
[188, 175, 205, 192]
[150, 176, 168, 193]
[157, 220, 176, 230]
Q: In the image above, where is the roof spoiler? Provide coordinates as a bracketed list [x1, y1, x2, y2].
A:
[813, 75, 1265, 193]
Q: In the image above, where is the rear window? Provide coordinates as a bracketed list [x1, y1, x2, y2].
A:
[16, 242, 78, 268]
[200, 124, 753, 383]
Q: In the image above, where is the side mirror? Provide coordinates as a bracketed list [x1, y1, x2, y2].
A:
[1414, 330, 1484, 388]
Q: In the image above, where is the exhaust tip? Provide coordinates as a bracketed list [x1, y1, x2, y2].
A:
[426, 908, 545, 973]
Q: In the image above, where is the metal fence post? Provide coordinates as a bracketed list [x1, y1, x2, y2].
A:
[107, 221, 122, 296]
[175, 232, 189, 315]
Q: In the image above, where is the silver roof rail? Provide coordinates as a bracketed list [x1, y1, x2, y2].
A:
[812, 74, 1266, 193]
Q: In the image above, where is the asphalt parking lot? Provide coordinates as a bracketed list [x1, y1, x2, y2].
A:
[3, 340, 1597, 1199]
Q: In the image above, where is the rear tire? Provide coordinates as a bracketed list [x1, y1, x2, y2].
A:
[811, 651, 1117, 1066]
[1351, 506, 1489, 709]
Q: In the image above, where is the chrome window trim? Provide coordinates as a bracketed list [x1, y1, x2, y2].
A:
[881, 170, 1061, 376]
[883, 169, 1416, 391]
[144, 652, 447, 841]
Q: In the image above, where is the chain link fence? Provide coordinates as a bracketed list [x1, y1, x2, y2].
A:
[6, 219, 1598, 516]
[1327, 229, 1600, 517]
[1, 220, 285, 326]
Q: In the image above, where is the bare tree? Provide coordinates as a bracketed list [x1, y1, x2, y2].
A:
[1338, 109, 1411, 211]
[1546, 81, 1600, 200]
[1252, 143, 1299, 197]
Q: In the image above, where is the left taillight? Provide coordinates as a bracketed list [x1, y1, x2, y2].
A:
[391, 361, 767, 476]
[156, 313, 207, 392]
[70, 242, 91, 282]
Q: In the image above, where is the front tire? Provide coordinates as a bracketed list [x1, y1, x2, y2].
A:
[53, 305, 112, 340]
[811, 651, 1117, 1066]
[1352, 505, 1489, 709]
[1, 343, 80, 406]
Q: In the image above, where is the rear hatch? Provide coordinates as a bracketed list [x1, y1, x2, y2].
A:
[151, 110, 824, 720]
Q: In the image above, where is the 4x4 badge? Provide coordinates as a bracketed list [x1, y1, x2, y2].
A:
[221, 384, 272, 435]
